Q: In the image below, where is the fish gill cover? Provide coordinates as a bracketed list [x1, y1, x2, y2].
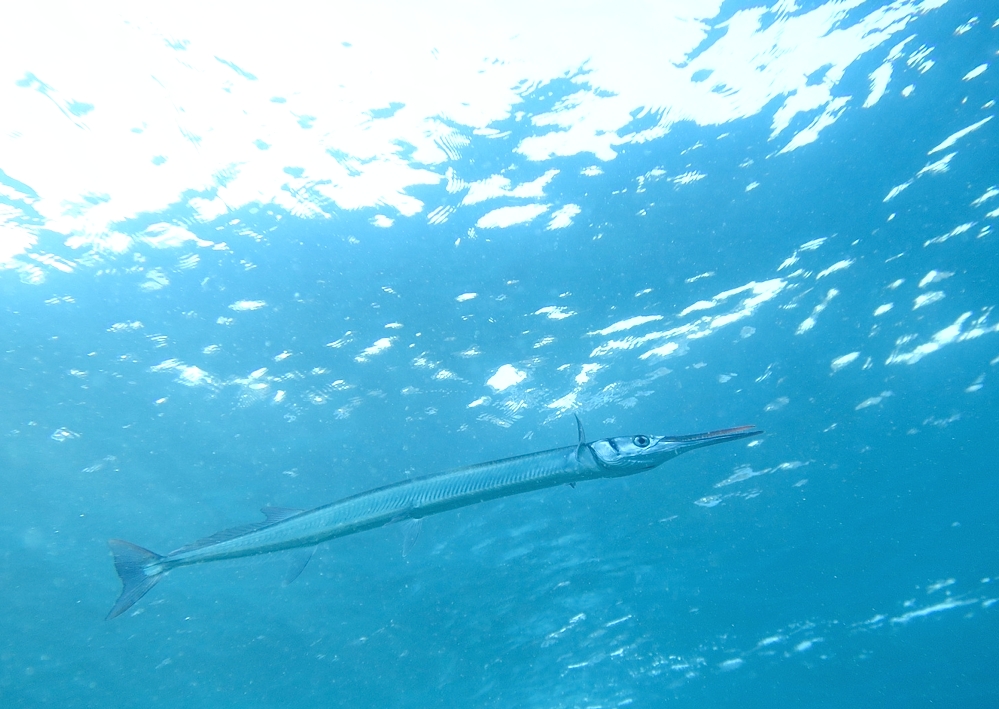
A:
[0, 1, 996, 707]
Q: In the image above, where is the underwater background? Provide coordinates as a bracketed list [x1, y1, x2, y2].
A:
[1, 1, 997, 706]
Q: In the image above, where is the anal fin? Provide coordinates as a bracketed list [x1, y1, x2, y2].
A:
[402, 519, 423, 557]
[283, 546, 317, 586]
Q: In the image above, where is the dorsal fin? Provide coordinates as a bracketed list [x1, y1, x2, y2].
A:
[261, 506, 305, 523]
[169, 521, 272, 555]
[168, 507, 304, 556]
[574, 413, 587, 462]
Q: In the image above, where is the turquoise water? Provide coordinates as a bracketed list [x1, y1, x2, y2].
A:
[1, 2, 997, 707]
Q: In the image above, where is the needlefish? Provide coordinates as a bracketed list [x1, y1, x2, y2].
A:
[106, 418, 761, 619]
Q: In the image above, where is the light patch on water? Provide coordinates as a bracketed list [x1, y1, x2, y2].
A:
[229, 300, 267, 311]
[924, 222, 974, 246]
[707, 279, 786, 329]
[965, 374, 985, 393]
[715, 461, 805, 488]
[971, 187, 998, 207]
[476, 204, 549, 229]
[796, 289, 838, 334]
[547, 392, 577, 412]
[795, 638, 822, 652]
[764, 396, 789, 412]
[863, 62, 893, 108]
[918, 270, 953, 287]
[672, 171, 706, 185]
[51, 427, 81, 443]
[954, 18, 978, 35]
[108, 321, 143, 333]
[487, 364, 526, 392]
[928, 116, 992, 154]
[640, 341, 679, 360]
[890, 597, 977, 624]
[887, 312, 999, 365]
[856, 391, 893, 410]
[589, 315, 663, 336]
[884, 180, 912, 202]
[547, 204, 580, 229]
[326, 333, 353, 349]
[815, 259, 853, 280]
[462, 170, 558, 205]
[455, 292, 478, 302]
[926, 578, 956, 594]
[575, 363, 602, 385]
[798, 236, 829, 251]
[141, 223, 216, 249]
[913, 291, 945, 310]
[694, 488, 761, 508]
[776, 96, 849, 154]
[605, 615, 632, 627]
[831, 352, 860, 373]
[179, 366, 213, 387]
[679, 300, 717, 317]
[917, 152, 956, 176]
[535, 305, 576, 320]
[355, 337, 394, 362]
[961, 64, 988, 81]
[29, 252, 75, 274]
[0, 1, 945, 291]
[140, 268, 169, 292]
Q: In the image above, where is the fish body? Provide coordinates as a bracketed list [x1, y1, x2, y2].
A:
[107, 420, 760, 619]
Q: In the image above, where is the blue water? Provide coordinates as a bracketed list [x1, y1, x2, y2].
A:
[2, 2, 997, 707]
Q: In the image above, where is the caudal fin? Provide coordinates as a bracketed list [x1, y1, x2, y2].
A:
[106, 539, 165, 620]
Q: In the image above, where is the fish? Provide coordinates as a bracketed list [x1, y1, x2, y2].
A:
[106, 417, 761, 619]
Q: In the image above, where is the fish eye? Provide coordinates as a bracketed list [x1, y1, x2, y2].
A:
[633, 435, 651, 448]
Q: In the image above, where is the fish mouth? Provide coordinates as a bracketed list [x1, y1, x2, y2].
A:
[665, 424, 761, 442]
[658, 425, 762, 452]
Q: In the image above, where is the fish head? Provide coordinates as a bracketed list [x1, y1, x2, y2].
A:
[589, 425, 761, 476]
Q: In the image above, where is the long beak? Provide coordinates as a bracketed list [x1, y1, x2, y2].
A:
[662, 425, 762, 453]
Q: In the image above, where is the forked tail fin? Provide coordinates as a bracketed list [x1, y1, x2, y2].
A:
[106, 539, 165, 620]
